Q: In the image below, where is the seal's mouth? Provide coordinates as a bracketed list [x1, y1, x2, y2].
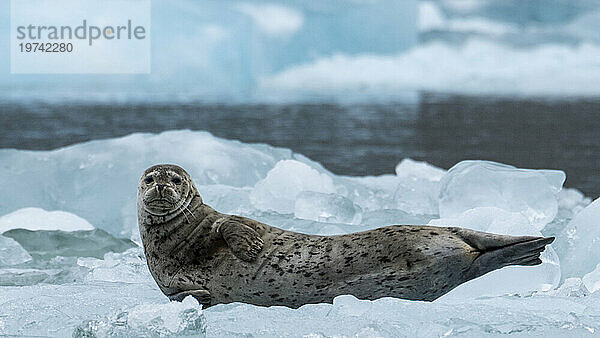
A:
[145, 198, 177, 208]
[143, 198, 182, 215]
[142, 185, 182, 214]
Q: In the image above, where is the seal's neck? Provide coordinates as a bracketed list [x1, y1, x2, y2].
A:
[138, 185, 222, 294]
[138, 192, 218, 258]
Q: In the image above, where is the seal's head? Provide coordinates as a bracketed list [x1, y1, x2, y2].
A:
[138, 164, 197, 216]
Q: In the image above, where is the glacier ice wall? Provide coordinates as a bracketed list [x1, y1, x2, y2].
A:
[261, 40, 600, 97]
[260, 0, 600, 99]
[4, 0, 600, 100]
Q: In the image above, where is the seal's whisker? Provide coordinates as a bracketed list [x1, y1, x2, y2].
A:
[181, 208, 190, 224]
[183, 204, 197, 220]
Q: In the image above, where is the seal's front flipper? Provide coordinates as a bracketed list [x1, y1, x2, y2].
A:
[215, 217, 264, 261]
[169, 289, 212, 305]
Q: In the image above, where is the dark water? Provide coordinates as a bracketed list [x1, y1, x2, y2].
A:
[1, 93, 599, 198]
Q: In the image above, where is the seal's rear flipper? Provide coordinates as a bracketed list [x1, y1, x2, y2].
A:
[168, 289, 211, 306]
[452, 227, 555, 276]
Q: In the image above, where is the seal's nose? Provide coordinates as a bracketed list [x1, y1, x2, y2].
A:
[157, 184, 166, 193]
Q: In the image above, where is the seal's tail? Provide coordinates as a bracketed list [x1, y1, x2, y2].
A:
[452, 227, 555, 276]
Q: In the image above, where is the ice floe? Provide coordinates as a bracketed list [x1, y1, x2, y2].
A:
[1, 131, 599, 336]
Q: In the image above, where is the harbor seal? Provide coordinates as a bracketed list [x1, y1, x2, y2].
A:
[138, 164, 554, 308]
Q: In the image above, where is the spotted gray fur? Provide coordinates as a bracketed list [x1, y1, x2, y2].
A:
[138, 164, 554, 308]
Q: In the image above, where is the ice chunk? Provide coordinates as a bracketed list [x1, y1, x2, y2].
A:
[334, 175, 398, 212]
[394, 178, 440, 215]
[558, 198, 600, 278]
[203, 292, 600, 337]
[429, 207, 561, 298]
[77, 248, 152, 284]
[392, 159, 445, 215]
[331, 165, 438, 215]
[3, 271, 600, 336]
[583, 264, 600, 294]
[74, 296, 205, 337]
[0, 130, 294, 236]
[438, 160, 565, 229]
[3, 228, 136, 259]
[430, 207, 527, 233]
[247, 213, 356, 236]
[332, 295, 374, 317]
[557, 188, 592, 219]
[0, 236, 32, 266]
[0, 208, 94, 233]
[545, 278, 589, 297]
[125, 296, 204, 335]
[0, 253, 89, 287]
[395, 158, 446, 182]
[1, 282, 166, 336]
[294, 191, 362, 224]
[198, 184, 254, 215]
[0, 268, 51, 286]
[361, 209, 435, 228]
[250, 160, 336, 214]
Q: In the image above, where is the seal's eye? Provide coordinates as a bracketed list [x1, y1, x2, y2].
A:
[171, 177, 182, 185]
[144, 176, 154, 184]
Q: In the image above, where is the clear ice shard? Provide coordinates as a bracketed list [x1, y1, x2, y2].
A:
[73, 296, 205, 337]
[395, 158, 446, 181]
[294, 191, 362, 224]
[250, 160, 336, 214]
[561, 198, 600, 278]
[393, 156, 445, 215]
[77, 248, 152, 284]
[439, 160, 565, 229]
